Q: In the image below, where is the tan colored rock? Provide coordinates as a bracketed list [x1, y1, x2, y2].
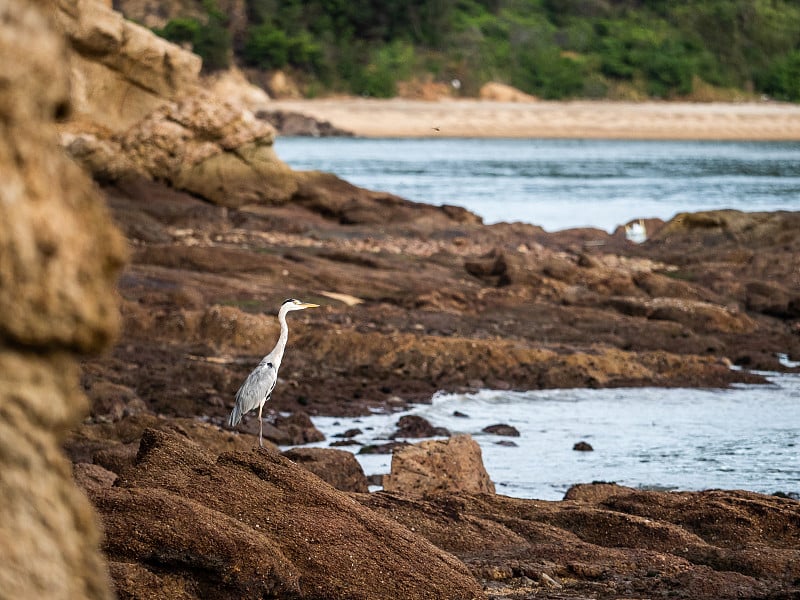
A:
[53, 0, 202, 130]
[383, 434, 495, 496]
[0, 1, 123, 598]
[119, 91, 297, 206]
[648, 297, 756, 334]
[265, 69, 303, 99]
[199, 304, 280, 352]
[479, 81, 538, 102]
[202, 67, 271, 113]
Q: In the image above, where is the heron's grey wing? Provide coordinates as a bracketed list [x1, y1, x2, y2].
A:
[226, 360, 277, 427]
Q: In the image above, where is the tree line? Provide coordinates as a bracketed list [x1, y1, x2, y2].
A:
[154, 0, 800, 101]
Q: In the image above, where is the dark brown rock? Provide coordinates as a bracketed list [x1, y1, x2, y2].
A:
[358, 441, 410, 455]
[482, 423, 521, 437]
[391, 415, 451, 439]
[573, 441, 594, 451]
[333, 427, 362, 438]
[97, 428, 483, 600]
[282, 447, 369, 492]
[358, 488, 800, 599]
[268, 411, 326, 445]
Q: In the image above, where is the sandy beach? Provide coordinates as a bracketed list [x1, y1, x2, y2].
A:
[267, 98, 800, 140]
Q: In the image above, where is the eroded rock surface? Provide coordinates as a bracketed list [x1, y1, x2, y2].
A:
[383, 435, 496, 496]
[0, 1, 124, 598]
[358, 484, 800, 599]
[87, 428, 483, 600]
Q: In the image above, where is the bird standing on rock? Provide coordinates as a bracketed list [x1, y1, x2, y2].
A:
[227, 298, 319, 447]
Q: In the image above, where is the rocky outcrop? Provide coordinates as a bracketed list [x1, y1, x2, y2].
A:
[53, 0, 202, 130]
[53, 0, 303, 208]
[85, 428, 483, 600]
[383, 435, 496, 496]
[358, 485, 800, 599]
[117, 92, 297, 207]
[0, 1, 125, 598]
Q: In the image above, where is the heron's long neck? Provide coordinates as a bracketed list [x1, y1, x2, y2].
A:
[273, 307, 291, 367]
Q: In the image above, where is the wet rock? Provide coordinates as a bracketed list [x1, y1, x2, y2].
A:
[333, 427, 362, 438]
[744, 280, 800, 318]
[87, 381, 149, 422]
[329, 439, 362, 447]
[366, 474, 384, 487]
[573, 441, 594, 451]
[383, 434, 495, 496]
[482, 423, 521, 437]
[358, 441, 410, 455]
[391, 415, 451, 439]
[260, 411, 325, 446]
[453, 410, 470, 418]
[282, 447, 369, 492]
[73, 463, 118, 493]
[494, 440, 518, 447]
[258, 109, 354, 137]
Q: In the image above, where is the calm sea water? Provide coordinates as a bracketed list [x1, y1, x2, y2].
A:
[299, 370, 800, 501]
[275, 137, 800, 232]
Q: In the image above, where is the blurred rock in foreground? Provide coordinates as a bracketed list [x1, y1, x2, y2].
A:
[0, 1, 125, 598]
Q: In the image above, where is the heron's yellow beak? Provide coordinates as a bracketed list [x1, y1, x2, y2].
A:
[301, 303, 320, 309]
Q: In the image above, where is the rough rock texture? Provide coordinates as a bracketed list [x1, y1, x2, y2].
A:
[53, 0, 202, 130]
[383, 435, 496, 496]
[87, 428, 483, 600]
[359, 484, 800, 599]
[117, 92, 296, 207]
[0, 2, 124, 598]
[282, 447, 369, 492]
[391, 414, 451, 439]
[42, 4, 800, 599]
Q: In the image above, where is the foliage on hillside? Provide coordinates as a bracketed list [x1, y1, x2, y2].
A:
[153, 0, 800, 101]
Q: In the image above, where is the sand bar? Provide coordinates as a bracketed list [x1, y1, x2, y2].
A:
[267, 98, 800, 140]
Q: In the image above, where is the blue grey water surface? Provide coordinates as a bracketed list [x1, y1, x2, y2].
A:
[299, 371, 800, 501]
[275, 137, 800, 231]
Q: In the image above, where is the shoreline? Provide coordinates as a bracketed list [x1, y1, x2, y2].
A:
[266, 98, 800, 140]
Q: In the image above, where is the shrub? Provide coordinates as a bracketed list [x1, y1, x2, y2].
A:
[760, 51, 800, 101]
[244, 24, 290, 69]
[154, 14, 230, 72]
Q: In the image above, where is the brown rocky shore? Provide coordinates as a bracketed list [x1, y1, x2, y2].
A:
[3, 1, 800, 599]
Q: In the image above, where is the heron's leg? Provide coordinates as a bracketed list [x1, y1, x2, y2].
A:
[258, 402, 264, 447]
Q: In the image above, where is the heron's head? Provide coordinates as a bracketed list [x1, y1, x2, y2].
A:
[281, 298, 320, 312]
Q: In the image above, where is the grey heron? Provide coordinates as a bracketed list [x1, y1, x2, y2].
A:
[226, 298, 319, 446]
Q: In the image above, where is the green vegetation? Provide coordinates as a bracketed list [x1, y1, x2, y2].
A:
[152, 0, 800, 101]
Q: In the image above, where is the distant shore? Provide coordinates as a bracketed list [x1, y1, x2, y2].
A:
[266, 98, 800, 140]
